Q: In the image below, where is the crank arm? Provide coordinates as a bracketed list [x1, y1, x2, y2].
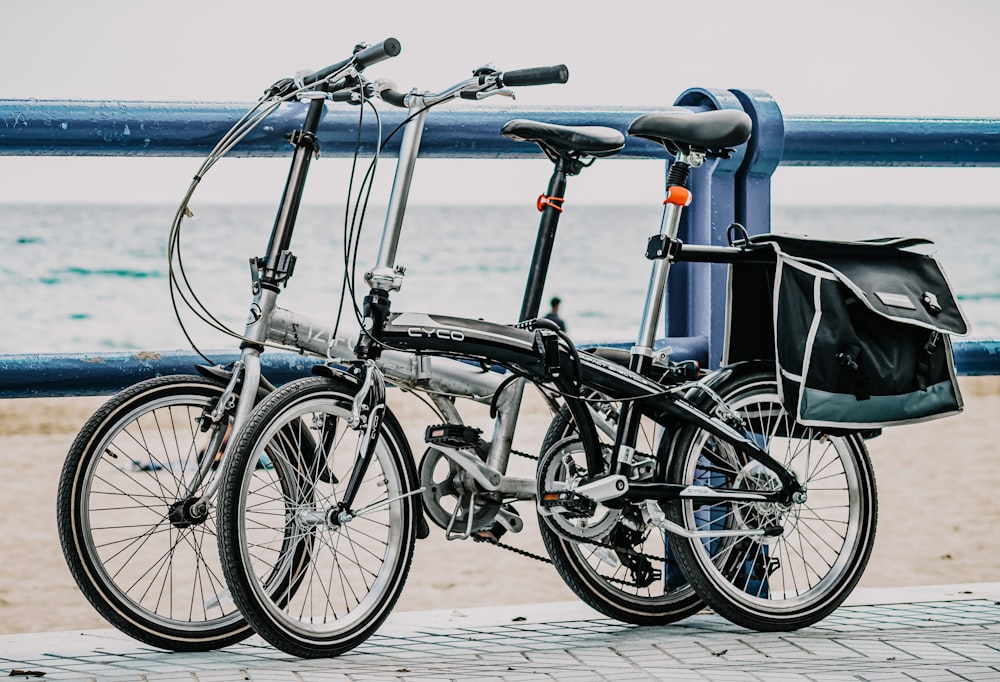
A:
[495, 505, 524, 533]
[428, 443, 502, 491]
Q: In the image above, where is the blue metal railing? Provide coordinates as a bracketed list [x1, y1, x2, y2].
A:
[2, 92, 998, 398]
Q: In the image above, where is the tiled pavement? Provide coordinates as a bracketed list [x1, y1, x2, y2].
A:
[2, 584, 999, 681]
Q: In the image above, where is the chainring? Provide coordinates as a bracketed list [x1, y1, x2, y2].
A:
[536, 436, 621, 540]
[418, 446, 499, 532]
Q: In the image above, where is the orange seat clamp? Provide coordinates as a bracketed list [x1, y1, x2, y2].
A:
[663, 186, 693, 207]
[537, 194, 565, 212]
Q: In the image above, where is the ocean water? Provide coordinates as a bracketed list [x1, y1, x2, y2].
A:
[1, 203, 998, 356]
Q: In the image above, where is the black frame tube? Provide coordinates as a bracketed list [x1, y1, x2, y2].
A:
[262, 97, 326, 281]
[518, 168, 568, 321]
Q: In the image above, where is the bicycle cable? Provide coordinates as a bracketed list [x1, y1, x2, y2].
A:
[166, 71, 370, 364]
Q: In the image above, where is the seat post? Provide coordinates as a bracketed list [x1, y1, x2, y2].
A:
[518, 160, 571, 322]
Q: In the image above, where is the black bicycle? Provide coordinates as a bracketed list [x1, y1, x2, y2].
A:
[213, 81, 887, 656]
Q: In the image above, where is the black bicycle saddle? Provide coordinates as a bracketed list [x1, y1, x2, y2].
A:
[502, 119, 626, 159]
[628, 109, 752, 157]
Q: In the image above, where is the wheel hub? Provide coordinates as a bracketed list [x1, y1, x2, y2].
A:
[733, 462, 790, 544]
[167, 497, 209, 529]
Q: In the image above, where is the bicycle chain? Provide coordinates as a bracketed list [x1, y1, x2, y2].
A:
[477, 447, 666, 588]
[474, 536, 551, 564]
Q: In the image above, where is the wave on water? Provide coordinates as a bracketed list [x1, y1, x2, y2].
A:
[58, 267, 165, 279]
[1, 203, 999, 354]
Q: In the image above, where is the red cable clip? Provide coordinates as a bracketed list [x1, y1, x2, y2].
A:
[537, 194, 565, 213]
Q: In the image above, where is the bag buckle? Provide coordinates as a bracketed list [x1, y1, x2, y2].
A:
[921, 291, 943, 315]
[836, 349, 859, 372]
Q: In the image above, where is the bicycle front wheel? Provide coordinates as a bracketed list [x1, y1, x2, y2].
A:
[664, 366, 877, 631]
[217, 376, 418, 659]
[57, 375, 251, 651]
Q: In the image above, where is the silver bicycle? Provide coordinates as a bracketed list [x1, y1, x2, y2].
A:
[56, 39, 646, 651]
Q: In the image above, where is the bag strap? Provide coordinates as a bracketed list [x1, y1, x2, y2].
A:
[836, 343, 871, 401]
[915, 330, 940, 391]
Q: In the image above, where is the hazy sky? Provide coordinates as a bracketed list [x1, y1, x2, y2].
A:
[2, 0, 999, 206]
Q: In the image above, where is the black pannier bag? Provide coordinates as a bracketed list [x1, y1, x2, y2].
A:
[724, 234, 968, 429]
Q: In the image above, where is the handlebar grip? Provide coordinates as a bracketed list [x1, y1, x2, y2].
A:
[302, 57, 353, 86]
[353, 37, 402, 71]
[380, 88, 408, 108]
[499, 64, 569, 87]
[300, 38, 401, 86]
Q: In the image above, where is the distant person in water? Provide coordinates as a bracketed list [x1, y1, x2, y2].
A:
[544, 296, 567, 331]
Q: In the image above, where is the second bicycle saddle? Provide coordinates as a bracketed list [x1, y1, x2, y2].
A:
[628, 109, 751, 158]
[502, 119, 626, 161]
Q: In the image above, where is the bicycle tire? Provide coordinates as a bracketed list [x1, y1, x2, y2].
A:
[217, 375, 418, 658]
[537, 399, 705, 625]
[664, 364, 877, 631]
[57, 374, 251, 651]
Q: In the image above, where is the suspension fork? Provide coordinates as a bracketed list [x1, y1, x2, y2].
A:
[188, 347, 265, 517]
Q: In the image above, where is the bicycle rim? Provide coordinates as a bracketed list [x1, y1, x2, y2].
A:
[61, 380, 247, 647]
[667, 374, 876, 629]
[220, 381, 415, 657]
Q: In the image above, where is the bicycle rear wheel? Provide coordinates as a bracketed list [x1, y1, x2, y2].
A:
[537, 399, 704, 625]
[664, 366, 877, 631]
[217, 376, 418, 659]
[57, 375, 250, 651]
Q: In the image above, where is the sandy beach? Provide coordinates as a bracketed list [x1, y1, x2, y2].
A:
[0, 375, 997, 636]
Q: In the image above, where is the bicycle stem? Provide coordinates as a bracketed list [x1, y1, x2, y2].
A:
[368, 95, 430, 293]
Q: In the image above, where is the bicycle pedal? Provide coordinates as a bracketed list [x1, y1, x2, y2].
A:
[539, 490, 597, 518]
[424, 423, 482, 448]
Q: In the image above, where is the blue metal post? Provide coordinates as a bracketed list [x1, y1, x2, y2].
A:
[730, 89, 785, 235]
[669, 88, 748, 368]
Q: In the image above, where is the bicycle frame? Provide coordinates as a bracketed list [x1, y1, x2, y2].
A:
[330, 146, 804, 521]
[188, 69, 577, 521]
[368, 310, 799, 503]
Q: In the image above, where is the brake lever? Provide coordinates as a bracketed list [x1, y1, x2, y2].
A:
[460, 88, 515, 101]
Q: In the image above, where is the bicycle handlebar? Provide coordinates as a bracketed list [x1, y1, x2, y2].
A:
[377, 63, 569, 109]
[498, 64, 568, 87]
[354, 38, 403, 71]
[300, 37, 402, 86]
[379, 86, 409, 108]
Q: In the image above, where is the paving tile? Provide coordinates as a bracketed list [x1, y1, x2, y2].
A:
[5, 587, 1000, 680]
